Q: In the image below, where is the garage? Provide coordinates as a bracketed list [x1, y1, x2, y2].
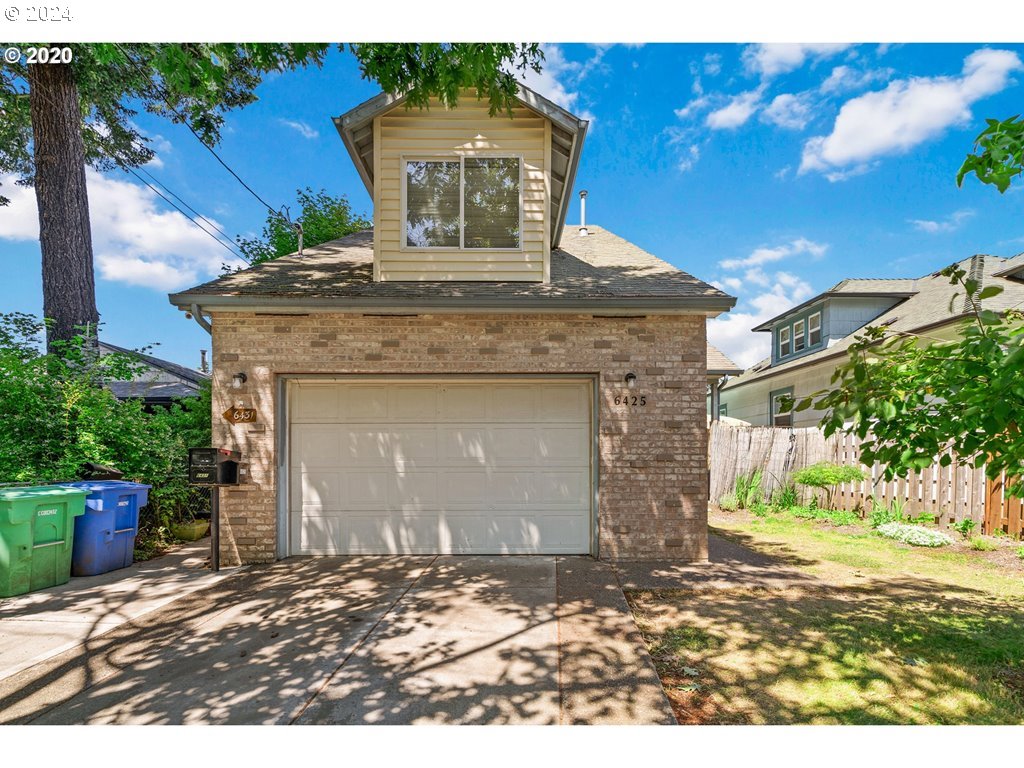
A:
[287, 378, 594, 555]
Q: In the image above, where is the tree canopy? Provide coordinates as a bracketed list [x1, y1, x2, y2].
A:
[790, 266, 1024, 498]
[234, 187, 371, 268]
[957, 114, 1024, 193]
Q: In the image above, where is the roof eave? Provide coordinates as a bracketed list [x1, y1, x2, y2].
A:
[168, 292, 736, 315]
[750, 291, 918, 332]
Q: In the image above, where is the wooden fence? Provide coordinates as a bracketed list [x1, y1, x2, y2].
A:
[708, 422, 1015, 534]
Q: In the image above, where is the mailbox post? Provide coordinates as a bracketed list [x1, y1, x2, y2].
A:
[188, 448, 245, 572]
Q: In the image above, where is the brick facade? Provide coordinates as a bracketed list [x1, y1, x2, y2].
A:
[211, 312, 708, 565]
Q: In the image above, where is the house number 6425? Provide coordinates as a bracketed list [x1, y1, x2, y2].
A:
[614, 394, 647, 406]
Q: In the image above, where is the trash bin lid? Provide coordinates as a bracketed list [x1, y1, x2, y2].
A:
[58, 480, 152, 493]
[0, 485, 90, 501]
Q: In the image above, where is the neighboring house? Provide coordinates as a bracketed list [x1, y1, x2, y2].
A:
[706, 342, 742, 421]
[168, 84, 735, 565]
[98, 342, 209, 409]
[720, 253, 1024, 427]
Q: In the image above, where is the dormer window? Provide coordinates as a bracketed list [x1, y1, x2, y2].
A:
[793, 319, 806, 353]
[778, 326, 791, 357]
[808, 312, 822, 347]
[404, 156, 522, 250]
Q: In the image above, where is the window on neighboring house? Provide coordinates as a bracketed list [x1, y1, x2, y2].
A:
[404, 156, 522, 250]
[808, 312, 822, 347]
[778, 326, 791, 358]
[719, 403, 728, 418]
[793, 319, 806, 353]
[770, 388, 793, 428]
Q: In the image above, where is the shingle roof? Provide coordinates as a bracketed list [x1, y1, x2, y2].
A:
[168, 226, 734, 312]
[724, 254, 1024, 391]
[707, 343, 742, 375]
[751, 277, 919, 331]
[99, 342, 209, 385]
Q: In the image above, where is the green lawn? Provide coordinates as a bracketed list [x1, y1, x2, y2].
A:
[627, 510, 1024, 724]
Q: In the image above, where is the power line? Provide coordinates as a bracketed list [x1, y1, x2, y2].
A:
[112, 43, 293, 227]
[135, 166, 239, 248]
[27, 81, 247, 262]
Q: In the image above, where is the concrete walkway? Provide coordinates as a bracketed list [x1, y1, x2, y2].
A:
[0, 540, 224, 682]
[0, 555, 674, 725]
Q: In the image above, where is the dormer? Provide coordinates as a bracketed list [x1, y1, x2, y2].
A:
[752, 279, 918, 366]
[334, 85, 588, 283]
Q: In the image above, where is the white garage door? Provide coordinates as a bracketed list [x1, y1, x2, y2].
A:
[288, 379, 593, 555]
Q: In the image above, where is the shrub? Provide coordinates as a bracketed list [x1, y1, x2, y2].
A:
[790, 505, 859, 527]
[771, 481, 799, 509]
[868, 498, 899, 528]
[751, 501, 772, 517]
[952, 519, 977, 539]
[1016, 546, 1024, 561]
[0, 313, 212, 556]
[792, 462, 866, 508]
[876, 522, 954, 547]
[734, 469, 764, 510]
[969, 537, 998, 552]
[718, 493, 739, 512]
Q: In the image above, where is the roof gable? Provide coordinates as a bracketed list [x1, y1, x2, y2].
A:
[333, 82, 588, 250]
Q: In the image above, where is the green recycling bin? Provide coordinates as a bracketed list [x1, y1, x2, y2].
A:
[0, 486, 88, 597]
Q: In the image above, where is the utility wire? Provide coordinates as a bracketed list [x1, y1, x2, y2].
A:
[112, 42, 293, 227]
[135, 165, 240, 248]
[27, 81, 247, 262]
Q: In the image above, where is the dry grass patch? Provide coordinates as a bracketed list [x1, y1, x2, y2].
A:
[628, 583, 1024, 725]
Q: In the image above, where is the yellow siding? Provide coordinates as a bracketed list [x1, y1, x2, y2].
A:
[377, 99, 547, 282]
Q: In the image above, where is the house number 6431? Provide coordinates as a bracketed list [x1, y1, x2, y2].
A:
[614, 394, 647, 406]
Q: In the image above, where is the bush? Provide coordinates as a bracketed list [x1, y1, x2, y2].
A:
[771, 481, 799, 509]
[792, 462, 866, 508]
[0, 314, 211, 555]
[790, 505, 859, 526]
[734, 469, 764, 509]
[868, 499, 899, 528]
[718, 493, 739, 512]
[751, 501, 772, 517]
[876, 522, 954, 547]
[1016, 546, 1024, 561]
[952, 519, 977, 539]
[969, 537, 998, 552]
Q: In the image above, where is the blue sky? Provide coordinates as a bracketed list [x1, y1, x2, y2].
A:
[2, 42, 1023, 370]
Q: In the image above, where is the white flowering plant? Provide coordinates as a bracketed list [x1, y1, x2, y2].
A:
[876, 522, 954, 548]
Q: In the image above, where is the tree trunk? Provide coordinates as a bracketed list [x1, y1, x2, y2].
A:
[28, 60, 99, 351]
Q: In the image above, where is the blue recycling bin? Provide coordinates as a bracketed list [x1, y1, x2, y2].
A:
[57, 481, 151, 576]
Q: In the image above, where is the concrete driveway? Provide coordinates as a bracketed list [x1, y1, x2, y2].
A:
[0, 555, 673, 725]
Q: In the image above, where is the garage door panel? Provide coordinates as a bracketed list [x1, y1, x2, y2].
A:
[538, 427, 589, 461]
[390, 386, 438, 420]
[299, 515, 343, 553]
[289, 380, 592, 555]
[538, 471, 590, 504]
[541, 385, 589, 420]
[490, 386, 536, 420]
[293, 470, 345, 511]
[440, 385, 489, 420]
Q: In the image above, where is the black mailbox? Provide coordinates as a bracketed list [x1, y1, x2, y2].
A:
[188, 448, 244, 486]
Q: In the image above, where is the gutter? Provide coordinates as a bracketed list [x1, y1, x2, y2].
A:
[168, 293, 737, 316]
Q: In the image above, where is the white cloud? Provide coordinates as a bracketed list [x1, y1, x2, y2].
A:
[279, 119, 319, 140]
[709, 271, 817, 368]
[706, 87, 764, 130]
[742, 43, 852, 78]
[820, 64, 894, 95]
[675, 95, 710, 120]
[801, 48, 1023, 177]
[720, 237, 828, 270]
[520, 44, 595, 121]
[703, 53, 722, 76]
[909, 208, 975, 233]
[762, 92, 813, 130]
[676, 143, 701, 173]
[0, 171, 243, 291]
